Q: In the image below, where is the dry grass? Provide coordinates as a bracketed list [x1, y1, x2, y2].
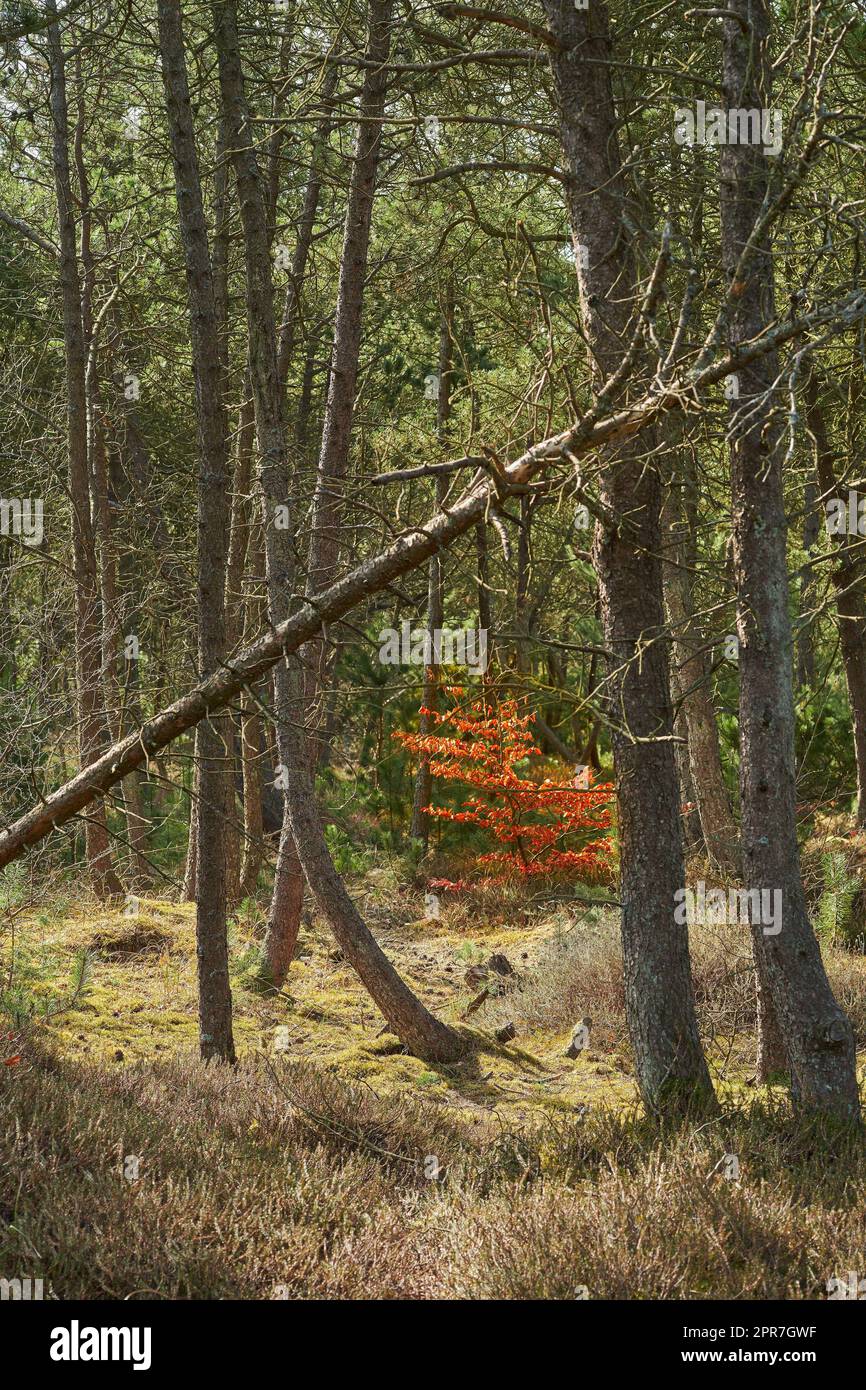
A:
[3, 871, 866, 1299]
[3, 1045, 866, 1300]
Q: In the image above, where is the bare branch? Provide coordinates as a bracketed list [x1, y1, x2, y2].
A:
[0, 205, 59, 258]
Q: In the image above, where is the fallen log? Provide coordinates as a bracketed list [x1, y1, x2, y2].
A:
[3, 288, 862, 869]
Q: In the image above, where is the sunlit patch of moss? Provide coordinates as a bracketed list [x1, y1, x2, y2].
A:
[0, 894, 635, 1118]
[325, 1040, 440, 1092]
[9, 885, 866, 1137]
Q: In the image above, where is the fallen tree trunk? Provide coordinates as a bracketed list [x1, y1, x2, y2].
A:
[0, 465, 494, 868]
[2, 294, 863, 871]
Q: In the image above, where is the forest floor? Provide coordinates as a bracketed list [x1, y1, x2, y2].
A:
[3, 861, 866, 1298]
[0, 877, 766, 1115]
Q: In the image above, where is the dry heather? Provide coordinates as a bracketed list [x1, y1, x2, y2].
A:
[2, 1047, 866, 1300]
[3, 877, 866, 1299]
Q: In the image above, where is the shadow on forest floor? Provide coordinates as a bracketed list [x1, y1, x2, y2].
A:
[2, 1026, 866, 1299]
[3, 872, 866, 1297]
[4, 876, 866, 1126]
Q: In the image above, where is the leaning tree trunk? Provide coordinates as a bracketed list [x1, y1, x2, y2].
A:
[47, 17, 122, 901]
[212, 0, 465, 1060]
[302, 0, 392, 742]
[720, 0, 858, 1116]
[543, 0, 714, 1116]
[213, 0, 306, 983]
[281, 714, 466, 1062]
[158, 0, 235, 1063]
[1, 312, 839, 880]
[273, 0, 392, 974]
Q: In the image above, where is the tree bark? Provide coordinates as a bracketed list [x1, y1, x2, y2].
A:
[239, 705, 265, 900]
[226, 386, 266, 898]
[662, 472, 739, 873]
[213, 0, 306, 984]
[73, 85, 149, 889]
[670, 659, 704, 857]
[411, 301, 453, 844]
[543, 0, 715, 1116]
[209, 0, 465, 1061]
[240, 510, 266, 900]
[277, 718, 466, 1062]
[275, 58, 339, 395]
[47, 16, 122, 901]
[804, 372, 866, 828]
[796, 477, 820, 691]
[182, 753, 199, 901]
[158, 0, 235, 1064]
[513, 494, 533, 681]
[720, 0, 858, 1116]
[275, 0, 391, 974]
[303, 0, 393, 746]
[213, 115, 241, 910]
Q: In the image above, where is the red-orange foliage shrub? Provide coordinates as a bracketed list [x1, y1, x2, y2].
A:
[395, 688, 614, 882]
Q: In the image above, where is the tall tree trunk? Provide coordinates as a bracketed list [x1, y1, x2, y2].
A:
[88, 333, 149, 882]
[295, 337, 318, 450]
[275, 58, 339, 395]
[47, 15, 122, 901]
[91, 366, 151, 886]
[470, 347, 494, 663]
[274, 0, 391, 974]
[212, 115, 242, 910]
[805, 372, 866, 827]
[212, 0, 305, 983]
[211, 0, 464, 1061]
[105, 439, 151, 884]
[543, 0, 714, 1116]
[262, 51, 339, 961]
[182, 752, 200, 900]
[73, 81, 148, 888]
[475, 519, 493, 646]
[226, 386, 264, 898]
[158, 0, 235, 1063]
[215, 11, 333, 971]
[303, 0, 392, 739]
[796, 478, 820, 691]
[662, 473, 739, 873]
[514, 494, 533, 681]
[671, 663, 705, 857]
[239, 707, 265, 900]
[265, 768, 305, 986]
[720, 0, 857, 1116]
[411, 300, 453, 843]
